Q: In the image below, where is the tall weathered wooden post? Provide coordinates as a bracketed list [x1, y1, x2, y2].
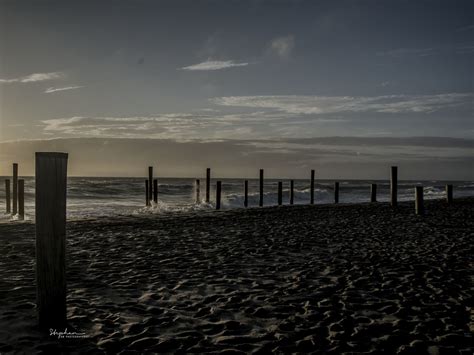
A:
[334, 182, 340, 204]
[12, 163, 18, 214]
[148, 167, 153, 201]
[415, 186, 424, 215]
[5, 179, 10, 214]
[195, 179, 200, 204]
[390, 166, 398, 207]
[206, 168, 211, 203]
[290, 180, 294, 205]
[18, 179, 24, 220]
[216, 181, 222, 210]
[278, 181, 283, 205]
[244, 180, 248, 208]
[370, 183, 377, 202]
[259, 169, 264, 207]
[153, 179, 158, 203]
[446, 184, 453, 204]
[35, 152, 68, 329]
[310, 170, 315, 204]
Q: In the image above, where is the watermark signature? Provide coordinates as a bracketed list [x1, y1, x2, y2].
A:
[50, 328, 89, 339]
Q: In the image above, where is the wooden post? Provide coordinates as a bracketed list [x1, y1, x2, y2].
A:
[259, 169, 264, 207]
[153, 179, 158, 203]
[148, 166, 153, 201]
[446, 184, 453, 203]
[310, 169, 315, 204]
[195, 179, 200, 204]
[415, 186, 424, 215]
[206, 168, 211, 203]
[35, 152, 68, 329]
[216, 181, 221, 210]
[290, 180, 294, 205]
[5, 179, 10, 214]
[18, 179, 24, 220]
[390, 166, 398, 207]
[244, 180, 248, 208]
[370, 183, 377, 202]
[334, 182, 339, 204]
[278, 181, 283, 205]
[145, 180, 150, 206]
[12, 163, 18, 214]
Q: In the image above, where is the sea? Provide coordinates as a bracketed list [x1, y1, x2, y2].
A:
[0, 177, 473, 222]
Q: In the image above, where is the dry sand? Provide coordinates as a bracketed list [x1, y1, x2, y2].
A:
[0, 198, 472, 354]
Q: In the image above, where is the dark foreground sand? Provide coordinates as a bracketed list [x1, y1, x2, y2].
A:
[0, 198, 472, 354]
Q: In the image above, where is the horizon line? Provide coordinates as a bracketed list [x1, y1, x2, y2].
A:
[1, 135, 474, 144]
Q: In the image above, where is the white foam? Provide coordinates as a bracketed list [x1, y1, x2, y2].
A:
[132, 200, 215, 215]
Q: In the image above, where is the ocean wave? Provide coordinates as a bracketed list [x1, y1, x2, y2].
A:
[132, 201, 214, 214]
[2, 177, 473, 219]
[223, 188, 331, 207]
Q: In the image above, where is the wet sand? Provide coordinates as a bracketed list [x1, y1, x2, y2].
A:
[0, 198, 472, 354]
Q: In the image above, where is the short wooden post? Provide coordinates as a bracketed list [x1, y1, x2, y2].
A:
[334, 182, 339, 204]
[290, 180, 294, 205]
[370, 183, 377, 202]
[12, 163, 18, 214]
[35, 152, 68, 329]
[18, 179, 24, 220]
[5, 179, 10, 214]
[278, 181, 283, 205]
[446, 184, 453, 203]
[153, 179, 158, 203]
[310, 169, 315, 204]
[244, 180, 248, 208]
[195, 179, 200, 204]
[145, 180, 150, 206]
[415, 186, 424, 215]
[259, 169, 264, 207]
[216, 181, 221, 210]
[206, 168, 211, 203]
[148, 166, 153, 201]
[390, 166, 398, 207]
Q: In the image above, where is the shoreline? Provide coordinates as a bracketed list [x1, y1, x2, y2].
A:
[0, 196, 471, 225]
[0, 197, 472, 353]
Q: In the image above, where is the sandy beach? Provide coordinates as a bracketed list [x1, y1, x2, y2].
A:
[0, 198, 472, 354]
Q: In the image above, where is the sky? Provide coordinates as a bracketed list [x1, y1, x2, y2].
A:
[0, 0, 473, 178]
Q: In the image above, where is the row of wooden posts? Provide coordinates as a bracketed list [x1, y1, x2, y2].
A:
[144, 166, 454, 215]
[3, 163, 26, 220]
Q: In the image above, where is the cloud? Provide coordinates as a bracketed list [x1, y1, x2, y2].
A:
[38, 92, 473, 141]
[376, 47, 436, 57]
[455, 24, 474, 32]
[211, 93, 474, 115]
[39, 110, 301, 140]
[455, 43, 474, 54]
[41, 114, 232, 139]
[378, 44, 474, 57]
[44, 85, 83, 94]
[237, 136, 474, 169]
[180, 60, 249, 71]
[0, 72, 64, 83]
[269, 35, 295, 59]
